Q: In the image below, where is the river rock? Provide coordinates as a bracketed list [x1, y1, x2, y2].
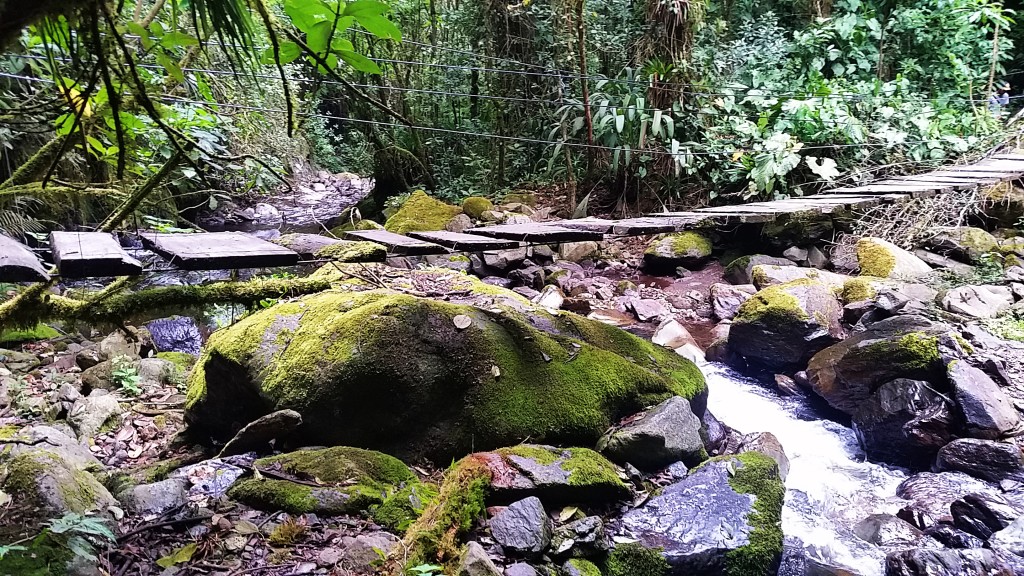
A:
[597, 396, 705, 470]
[710, 283, 754, 321]
[476, 445, 630, 504]
[504, 563, 538, 576]
[926, 227, 999, 264]
[0, 449, 117, 526]
[728, 279, 844, 370]
[69, 392, 123, 439]
[949, 360, 1019, 439]
[643, 232, 712, 271]
[857, 237, 933, 279]
[561, 559, 601, 576]
[559, 241, 600, 263]
[184, 276, 706, 462]
[914, 249, 976, 276]
[447, 213, 475, 233]
[534, 285, 566, 310]
[489, 496, 552, 555]
[97, 328, 150, 361]
[651, 319, 704, 362]
[922, 524, 985, 549]
[935, 439, 1024, 482]
[629, 298, 670, 322]
[853, 378, 954, 468]
[750, 265, 850, 291]
[896, 472, 1001, 527]
[0, 425, 103, 472]
[550, 515, 607, 556]
[613, 453, 784, 575]
[146, 316, 203, 356]
[462, 196, 494, 219]
[951, 492, 1024, 540]
[120, 478, 189, 517]
[384, 190, 462, 235]
[337, 532, 400, 572]
[219, 409, 303, 457]
[459, 541, 502, 576]
[884, 549, 1012, 576]
[724, 255, 794, 285]
[854, 513, 922, 546]
[942, 285, 1014, 318]
[732, 432, 790, 481]
[989, 516, 1024, 557]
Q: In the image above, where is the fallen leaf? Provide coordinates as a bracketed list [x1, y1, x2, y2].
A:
[234, 520, 260, 535]
[156, 542, 197, 568]
[491, 365, 501, 378]
[453, 315, 472, 329]
[558, 506, 579, 523]
[556, 538, 575, 553]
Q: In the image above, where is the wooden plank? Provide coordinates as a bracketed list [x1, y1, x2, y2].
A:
[545, 218, 617, 234]
[827, 186, 940, 198]
[465, 223, 604, 242]
[891, 173, 995, 183]
[0, 234, 49, 282]
[407, 230, 521, 251]
[931, 170, 1020, 179]
[50, 232, 142, 278]
[957, 159, 1024, 172]
[610, 216, 708, 235]
[989, 153, 1024, 161]
[344, 229, 450, 255]
[140, 232, 300, 270]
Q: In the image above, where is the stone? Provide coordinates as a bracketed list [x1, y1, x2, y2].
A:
[914, 249, 976, 276]
[0, 449, 117, 527]
[936, 439, 1024, 482]
[597, 396, 705, 470]
[120, 478, 189, 517]
[219, 409, 303, 456]
[534, 285, 566, 310]
[459, 541, 502, 576]
[69, 392, 124, 439]
[272, 233, 345, 258]
[643, 232, 713, 272]
[76, 347, 103, 370]
[550, 516, 607, 556]
[989, 516, 1024, 557]
[338, 532, 400, 572]
[462, 196, 495, 219]
[478, 445, 630, 504]
[97, 328, 149, 361]
[733, 432, 790, 482]
[884, 549, 1012, 576]
[949, 360, 1019, 439]
[489, 496, 552, 555]
[783, 246, 808, 263]
[942, 285, 1014, 318]
[651, 319, 703, 362]
[728, 279, 845, 370]
[922, 524, 985, 549]
[710, 283, 754, 321]
[853, 514, 922, 546]
[897, 471, 1002, 526]
[384, 190, 463, 235]
[773, 374, 800, 396]
[561, 559, 601, 576]
[80, 360, 115, 392]
[724, 255, 795, 285]
[613, 453, 784, 575]
[504, 563, 538, 576]
[952, 492, 1024, 539]
[853, 378, 955, 468]
[857, 237, 933, 279]
[137, 357, 175, 388]
[146, 316, 203, 356]
[484, 248, 530, 271]
[806, 246, 828, 269]
[926, 227, 1000, 264]
[751, 264, 850, 291]
[558, 242, 600, 263]
[447, 213, 475, 233]
[629, 298, 670, 322]
[0, 425, 103, 472]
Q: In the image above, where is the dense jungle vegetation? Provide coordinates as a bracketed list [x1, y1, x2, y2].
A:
[1, 0, 1023, 228]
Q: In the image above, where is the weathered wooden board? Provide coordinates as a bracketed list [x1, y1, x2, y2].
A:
[610, 216, 709, 235]
[957, 159, 1024, 173]
[891, 173, 995, 183]
[50, 232, 142, 278]
[930, 170, 1020, 179]
[546, 218, 618, 234]
[344, 229, 450, 255]
[140, 232, 300, 270]
[989, 153, 1024, 162]
[827, 186, 940, 198]
[0, 234, 49, 282]
[465, 223, 604, 242]
[880, 176, 985, 189]
[407, 230, 520, 251]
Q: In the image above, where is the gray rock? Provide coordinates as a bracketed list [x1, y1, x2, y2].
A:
[447, 213, 474, 233]
[734, 432, 790, 481]
[0, 450, 117, 524]
[484, 248, 529, 271]
[750, 264, 850, 291]
[97, 329, 145, 361]
[884, 548, 1012, 576]
[853, 513, 922, 546]
[504, 563, 538, 576]
[951, 492, 1024, 539]
[338, 532, 400, 572]
[914, 249, 976, 276]
[926, 227, 999, 264]
[459, 541, 502, 576]
[950, 361, 1019, 439]
[598, 396, 704, 470]
[896, 471, 1001, 527]
[936, 439, 1024, 482]
[989, 516, 1024, 557]
[857, 237, 933, 279]
[219, 410, 303, 456]
[724, 255, 794, 285]
[783, 246, 809, 263]
[76, 347, 103, 370]
[710, 283, 754, 321]
[853, 377, 955, 468]
[651, 319, 704, 362]
[921, 524, 985, 549]
[629, 298, 670, 322]
[534, 285, 566, 310]
[271, 233, 345, 258]
[137, 357, 175, 388]
[80, 360, 115, 392]
[550, 516, 607, 556]
[121, 478, 188, 517]
[943, 285, 1014, 319]
[558, 241, 600, 263]
[69, 392, 124, 439]
[0, 425, 103, 471]
[806, 246, 828, 269]
[489, 496, 552, 555]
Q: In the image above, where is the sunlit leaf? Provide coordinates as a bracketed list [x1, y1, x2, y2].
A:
[339, 50, 381, 74]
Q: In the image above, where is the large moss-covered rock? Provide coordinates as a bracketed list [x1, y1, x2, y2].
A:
[926, 227, 999, 264]
[314, 240, 387, 263]
[462, 196, 495, 219]
[728, 279, 844, 370]
[643, 232, 713, 271]
[384, 190, 463, 234]
[750, 265, 849, 291]
[724, 255, 793, 285]
[184, 279, 706, 463]
[856, 237, 932, 279]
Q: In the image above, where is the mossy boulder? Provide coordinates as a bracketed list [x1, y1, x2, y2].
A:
[0, 323, 59, 345]
[926, 227, 999, 264]
[384, 190, 463, 235]
[724, 255, 793, 285]
[228, 447, 430, 527]
[840, 277, 938, 306]
[728, 279, 845, 370]
[329, 219, 385, 237]
[750, 264, 849, 291]
[501, 192, 538, 207]
[612, 451, 784, 576]
[643, 233, 713, 272]
[856, 237, 932, 279]
[314, 240, 387, 263]
[462, 196, 495, 219]
[184, 281, 706, 463]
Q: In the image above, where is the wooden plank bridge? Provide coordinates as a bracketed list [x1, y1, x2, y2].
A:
[3, 151, 1024, 281]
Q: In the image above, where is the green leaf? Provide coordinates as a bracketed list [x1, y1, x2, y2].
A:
[345, 0, 389, 16]
[307, 20, 334, 53]
[160, 31, 199, 49]
[156, 53, 184, 83]
[156, 542, 197, 568]
[331, 37, 355, 52]
[285, 0, 333, 32]
[339, 50, 381, 74]
[354, 13, 401, 40]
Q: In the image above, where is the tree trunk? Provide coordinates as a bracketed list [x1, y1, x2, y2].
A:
[987, 24, 1001, 101]
[575, 0, 595, 181]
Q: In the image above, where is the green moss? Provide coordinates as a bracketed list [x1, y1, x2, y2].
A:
[500, 192, 538, 207]
[0, 537, 73, 576]
[372, 482, 439, 532]
[957, 228, 999, 256]
[842, 278, 877, 303]
[3, 451, 101, 514]
[229, 478, 317, 513]
[733, 280, 813, 325]
[0, 424, 19, 440]
[565, 558, 602, 576]
[461, 196, 494, 219]
[606, 543, 669, 576]
[0, 323, 59, 345]
[330, 219, 385, 236]
[862, 332, 941, 373]
[315, 241, 387, 263]
[496, 446, 627, 491]
[615, 280, 637, 295]
[448, 254, 471, 263]
[384, 190, 462, 235]
[725, 255, 753, 276]
[155, 351, 194, 373]
[952, 333, 975, 355]
[857, 239, 897, 277]
[644, 232, 712, 260]
[719, 452, 785, 576]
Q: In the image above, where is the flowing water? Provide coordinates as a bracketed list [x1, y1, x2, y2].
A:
[701, 361, 910, 576]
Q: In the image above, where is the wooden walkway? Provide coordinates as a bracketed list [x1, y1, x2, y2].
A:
[2, 151, 1022, 280]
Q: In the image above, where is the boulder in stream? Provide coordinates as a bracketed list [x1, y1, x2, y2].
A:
[643, 232, 713, 271]
[884, 548, 1012, 576]
[597, 395, 706, 470]
[935, 439, 1024, 483]
[856, 237, 933, 279]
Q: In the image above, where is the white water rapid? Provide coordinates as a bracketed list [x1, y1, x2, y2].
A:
[701, 361, 911, 576]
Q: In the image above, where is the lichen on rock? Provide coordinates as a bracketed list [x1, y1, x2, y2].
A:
[384, 190, 463, 234]
[643, 232, 713, 271]
[461, 196, 494, 219]
[314, 240, 387, 263]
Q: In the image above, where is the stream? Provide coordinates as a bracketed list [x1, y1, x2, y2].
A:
[702, 361, 910, 576]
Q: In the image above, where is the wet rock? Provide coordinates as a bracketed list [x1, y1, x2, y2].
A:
[505, 563, 538, 576]
[146, 316, 203, 356]
[702, 411, 729, 455]
[949, 360, 1019, 439]
[120, 478, 189, 517]
[884, 548, 1012, 576]
[897, 472, 1001, 527]
[733, 432, 790, 481]
[773, 374, 801, 396]
[935, 439, 1024, 482]
[338, 532, 400, 572]
[750, 265, 850, 291]
[489, 496, 552, 556]
[550, 516, 607, 556]
[651, 319, 704, 362]
[853, 378, 954, 468]
[629, 298, 670, 322]
[459, 541, 502, 576]
[643, 232, 712, 272]
[710, 283, 754, 321]
[728, 279, 845, 370]
[613, 453, 783, 575]
[480, 445, 631, 505]
[853, 513, 922, 546]
[926, 227, 999, 264]
[951, 492, 1024, 539]
[922, 524, 985, 549]
[69, 392, 123, 439]
[942, 285, 1014, 319]
[724, 255, 794, 285]
[559, 242, 600, 263]
[989, 516, 1024, 557]
[219, 409, 303, 456]
[597, 396, 705, 470]
[857, 237, 933, 279]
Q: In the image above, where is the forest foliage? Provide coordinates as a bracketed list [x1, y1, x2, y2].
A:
[0, 0, 1020, 229]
